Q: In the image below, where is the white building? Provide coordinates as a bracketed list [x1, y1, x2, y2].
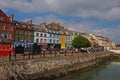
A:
[34, 23, 48, 48]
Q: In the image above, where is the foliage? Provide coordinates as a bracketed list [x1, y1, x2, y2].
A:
[72, 35, 91, 48]
[93, 43, 100, 48]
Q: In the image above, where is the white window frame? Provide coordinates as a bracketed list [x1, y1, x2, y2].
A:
[1, 23, 6, 30]
[36, 38, 39, 43]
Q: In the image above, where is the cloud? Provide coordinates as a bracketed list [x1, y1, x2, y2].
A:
[0, 0, 50, 12]
[1, 0, 120, 43]
[31, 14, 98, 33]
[1, 0, 120, 20]
[31, 14, 120, 43]
[93, 26, 120, 43]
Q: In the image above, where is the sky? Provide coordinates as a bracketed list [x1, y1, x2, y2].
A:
[0, 0, 120, 44]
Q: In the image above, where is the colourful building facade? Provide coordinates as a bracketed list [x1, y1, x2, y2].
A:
[60, 34, 66, 49]
[13, 20, 34, 48]
[0, 9, 14, 56]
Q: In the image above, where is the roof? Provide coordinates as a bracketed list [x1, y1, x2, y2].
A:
[0, 9, 7, 17]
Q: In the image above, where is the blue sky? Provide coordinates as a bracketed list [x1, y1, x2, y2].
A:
[1, 0, 120, 44]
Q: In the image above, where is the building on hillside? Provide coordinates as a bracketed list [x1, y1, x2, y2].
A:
[96, 35, 109, 50]
[34, 23, 48, 48]
[112, 41, 116, 49]
[47, 22, 60, 50]
[0, 9, 14, 56]
[96, 36, 104, 47]
[89, 33, 97, 47]
[13, 20, 34, 48]
[108, 40, 116, 50]
[116, 44, 120, 50]
[81, 33, 91, 40]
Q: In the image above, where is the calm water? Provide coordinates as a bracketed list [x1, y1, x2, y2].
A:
[55, 60, 120, 80]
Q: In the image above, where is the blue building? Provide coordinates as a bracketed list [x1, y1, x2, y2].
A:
[47, 22, 60, 50]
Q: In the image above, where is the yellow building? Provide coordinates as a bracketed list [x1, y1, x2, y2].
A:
[60, 34, 66, 49]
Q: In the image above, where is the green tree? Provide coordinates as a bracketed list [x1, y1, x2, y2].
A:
[93, 43, 99, 48]
[72, 35, 91, 48]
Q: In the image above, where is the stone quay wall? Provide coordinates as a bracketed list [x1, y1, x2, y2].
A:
[0, 52, 118, 80]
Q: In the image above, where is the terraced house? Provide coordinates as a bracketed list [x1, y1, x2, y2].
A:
[13, 20, 34, 48]
[34, 23, 48, 48]
[0, 9, 14, 56]
[59, 26, 66, 49]
[47, 22, 60, 50]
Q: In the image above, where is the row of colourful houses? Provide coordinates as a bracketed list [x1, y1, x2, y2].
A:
[0, 9, 116, 55]
[81, 33, 116, 50]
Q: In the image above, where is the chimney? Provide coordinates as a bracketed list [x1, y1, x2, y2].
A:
[40, 23, 46, 28]
[9, 14, 14, 21]
[26, 20, 32, 25]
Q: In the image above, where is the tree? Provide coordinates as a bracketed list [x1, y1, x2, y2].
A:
[93, 43, 99, 48]
[72, 35, 91, 48]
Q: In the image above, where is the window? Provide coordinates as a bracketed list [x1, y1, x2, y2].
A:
[28, 32, 32, 36]
[23, 37, 26, 42]
[1, 33, 5, 38]
[17, 30, 20, 34]
[17, 37, 20, 41]
[19, 30, 22, 34]
[29, 39, 32, 42]
[28, 25, 31, 28]
[22, 25, 26, 28]
[25, 31, 28, 35]
[50, 34, 52, 37]
[53, 34, 55, 37]
[40, 38, 43, 43]
[40, 33, 43, 37]
[44, 39, 46, 43]
[1, 23, 6, 30]
[0, 38, 2, 42]
[53, 40, 55, 43]
[9, 25, 13, 30]
[0, 16, 2, 21]
[50, 39, 52, 43]
[36, 33, 39, 37]
[44, 34, 46, 37]
[57, 40, 59, 44]
[7, 33, 12, 39]
[36, 38, 39, 43]
[57, 35, 59, 38]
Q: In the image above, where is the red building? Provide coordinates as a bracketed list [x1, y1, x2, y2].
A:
[0, 9, 14, 56]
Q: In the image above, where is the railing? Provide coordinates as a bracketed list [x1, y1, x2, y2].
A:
[0, 47, 105, 62]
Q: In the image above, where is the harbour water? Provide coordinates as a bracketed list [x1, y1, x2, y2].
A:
[55, 60, 120, 80]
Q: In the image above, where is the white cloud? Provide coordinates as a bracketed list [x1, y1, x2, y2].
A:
[32, 15, 97, 33]
[1, 0, 120, 43]
[93, 26, 120, 43]
[1, 0, 120, 20]
[31, 14, 120, 43]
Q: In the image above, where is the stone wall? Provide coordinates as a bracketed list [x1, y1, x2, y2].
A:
[0, 52, 117, 80]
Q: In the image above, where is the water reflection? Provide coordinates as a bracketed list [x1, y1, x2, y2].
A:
[55, 60, 120, 80]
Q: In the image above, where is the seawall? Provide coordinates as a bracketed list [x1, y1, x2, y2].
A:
[0, 52, 118, 80]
